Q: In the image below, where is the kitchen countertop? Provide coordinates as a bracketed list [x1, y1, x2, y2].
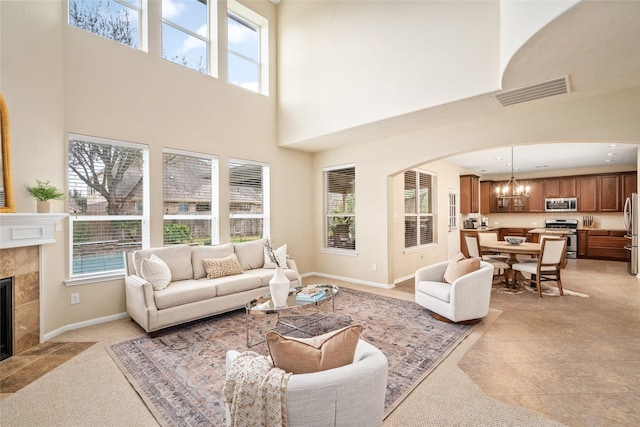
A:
[460, 227, 498, 231]
[527, 228, 573, 234]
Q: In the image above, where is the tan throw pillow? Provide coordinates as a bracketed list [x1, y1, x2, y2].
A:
[266, 324, 363, 374]
[141, 254, 172, 291]
[443, 255, 481, 284]
[202, 254, 244, 279]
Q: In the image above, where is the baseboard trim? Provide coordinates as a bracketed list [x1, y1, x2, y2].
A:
[300, 272, 394, 289]
[43, 312, 129, 341]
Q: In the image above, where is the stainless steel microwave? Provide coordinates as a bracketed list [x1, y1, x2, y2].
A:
[545, 197, 578, 212]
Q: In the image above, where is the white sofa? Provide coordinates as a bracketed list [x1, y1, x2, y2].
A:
[415, 260, 494, 323]
[125, 238, 301, 335]
[225, 340, 388, 427]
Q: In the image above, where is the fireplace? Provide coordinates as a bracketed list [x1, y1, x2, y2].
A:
[0, 277, 12, 361]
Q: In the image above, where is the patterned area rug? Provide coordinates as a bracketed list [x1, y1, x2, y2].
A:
[492, 281, 589, 297]
[107, 288, 478, 426]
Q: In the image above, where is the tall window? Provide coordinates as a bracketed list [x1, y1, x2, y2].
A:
[68, 134, 149, 277]
[324, 165, 356, 250]
[229, 159, 269, 242]
[227, 0, 268, 94]
[404, 170, 436, 249]
[163, 149, 218, 245]
[69, 0, 144, 50]
[162, 0, 215, 74]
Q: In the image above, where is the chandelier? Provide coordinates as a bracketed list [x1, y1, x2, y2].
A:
[495, 147, 530, 199]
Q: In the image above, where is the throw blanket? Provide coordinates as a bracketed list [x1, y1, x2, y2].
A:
[223, 351, 291, 427]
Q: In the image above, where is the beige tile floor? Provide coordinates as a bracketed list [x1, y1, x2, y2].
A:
[456, 258, 640, 426]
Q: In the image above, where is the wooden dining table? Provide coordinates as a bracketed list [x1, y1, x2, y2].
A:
[480, 241, 541, 288]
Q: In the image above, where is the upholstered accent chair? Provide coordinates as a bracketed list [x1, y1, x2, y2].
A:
[225, 340, 388, 426]
[415, 260, 494, 324]
[465, 233, 510, 284]
[511, 237, 567, 297]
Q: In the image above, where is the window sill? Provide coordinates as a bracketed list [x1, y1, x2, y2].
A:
[64, 271, 125, 286]
[321, 248, 358, 256]
[403, 243, 437, 255]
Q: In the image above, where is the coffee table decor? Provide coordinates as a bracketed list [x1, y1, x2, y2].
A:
[107, 287, 478, 427]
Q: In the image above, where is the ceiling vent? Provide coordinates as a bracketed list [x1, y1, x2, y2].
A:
[494, 76, 570, 107]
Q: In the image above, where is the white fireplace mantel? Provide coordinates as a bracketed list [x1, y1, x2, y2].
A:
[0, 213, 68, 249]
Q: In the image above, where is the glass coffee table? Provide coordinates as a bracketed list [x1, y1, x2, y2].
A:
[245, 284, 341, 347]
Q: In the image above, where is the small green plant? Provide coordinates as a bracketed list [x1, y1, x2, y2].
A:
[25, 179, 65, 201]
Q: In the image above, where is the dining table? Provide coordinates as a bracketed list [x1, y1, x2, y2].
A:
[479, 241, 541, 288]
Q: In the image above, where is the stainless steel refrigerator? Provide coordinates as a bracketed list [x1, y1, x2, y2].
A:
[624, 192, 638, 275]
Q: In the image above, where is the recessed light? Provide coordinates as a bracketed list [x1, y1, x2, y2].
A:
[495, 157, 503, 161]
[535, 165, 549, 168]
[605, 159, 612, 162]
[607, 153, 616, 156]
[608, 144, 619, 147]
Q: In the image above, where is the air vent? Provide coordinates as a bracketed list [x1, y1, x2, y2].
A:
[495, 76, 570, 107]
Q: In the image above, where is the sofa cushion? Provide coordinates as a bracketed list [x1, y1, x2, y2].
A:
[133, 245, 194, 281]
[192, 244, 234, 279]
[417, 280, 452, 303]
[233, 238, 268, 271]
[263, 244, 287, 269]
[443, 255, 481, 284]
[202, 254, 244, 279]
[266, 324, 363, 374]
[207, 274, 263, 297]
[153, 279, 218, 310]
[242, 268, 299, 286]
[140, 254, 172, 291]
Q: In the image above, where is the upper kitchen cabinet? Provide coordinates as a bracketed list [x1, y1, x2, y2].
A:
[622, 172, 637, 200]
[543, 177, 576, 198]
[598, 174, 621, 212]
[527, 179, 545, 212]
[480, 181, 494, 214]
[460, 175, 480, 214]
[577, 176, 598, 212]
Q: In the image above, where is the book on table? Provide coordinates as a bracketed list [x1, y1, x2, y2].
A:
[296, 291, 325, 302]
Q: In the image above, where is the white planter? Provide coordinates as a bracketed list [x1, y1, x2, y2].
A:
[269, 267, 290, 307]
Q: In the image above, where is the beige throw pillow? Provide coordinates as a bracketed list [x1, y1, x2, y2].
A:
[266, 324, 363, 374]
[141, 254, 172, 291]
[202, 254, 244, 279]
[443, 255, 481, 284]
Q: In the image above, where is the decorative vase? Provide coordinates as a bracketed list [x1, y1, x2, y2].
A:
[269, 267, 290, 307]
[37, 200, 53, 213]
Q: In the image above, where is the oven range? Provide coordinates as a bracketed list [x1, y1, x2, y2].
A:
[544, 218, 578, 259]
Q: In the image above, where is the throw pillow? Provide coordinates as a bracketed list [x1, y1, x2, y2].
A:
[443, 255, 481, 284]
[141, 254, 172, 291]
[263, 244, 287, 269]
[202, 253, 244, 279]
[266, 324, 363, 374]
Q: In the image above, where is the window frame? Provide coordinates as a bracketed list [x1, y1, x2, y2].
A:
[403, 169, 436, 251]
[65, 133, 150, 285]
[228, 158, 270, 243]
[227, 0, 269, 95]
[162, 148, 219, 246]
[161, 0, 217, 76]
[323, 164, 356, 253]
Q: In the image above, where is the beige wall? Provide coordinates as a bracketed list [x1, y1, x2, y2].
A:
[1, 0, 313, 336]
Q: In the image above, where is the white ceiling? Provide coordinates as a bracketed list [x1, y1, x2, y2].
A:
[444, 143, 638, 177]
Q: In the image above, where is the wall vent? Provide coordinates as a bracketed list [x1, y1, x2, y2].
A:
[495, 76, 570, 107]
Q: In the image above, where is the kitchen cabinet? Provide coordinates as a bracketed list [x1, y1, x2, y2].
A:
[527, 179, 545, 212]
[585, 230, 629, 261]
[577, 230, 588, 258]
[544, 178, 576, 198]
[622, 172, 637, 200]
[598, 174, 621, 212]
[460, 175, 480, 214]
[577, 176, 598, 212]
[480, 181, 494, 214]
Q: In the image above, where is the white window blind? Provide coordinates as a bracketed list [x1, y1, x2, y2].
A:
[68, 134, 149, 276]
[448, 191, 459, 231]
[163, 149, 218, 245]
[324, 165, 356, 250]
[404, 170, 436, 249]
[229, 159, 269, 242]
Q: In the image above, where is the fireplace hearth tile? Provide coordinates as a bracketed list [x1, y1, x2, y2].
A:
[14, 246, 39, 275]
[0, 248, 14, 278]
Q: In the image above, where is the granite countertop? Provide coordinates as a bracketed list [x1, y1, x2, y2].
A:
[460, 227, 498, 231]
[527, 228, 573, 234]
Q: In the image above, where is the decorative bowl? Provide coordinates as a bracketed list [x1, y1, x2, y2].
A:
[504, 236, 526, 245]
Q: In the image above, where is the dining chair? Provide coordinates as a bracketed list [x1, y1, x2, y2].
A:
[518, 234, 564, 266]
[511, 237, 567, 297]
[477, 231, 508, 260]
[464, 233, 510, 284]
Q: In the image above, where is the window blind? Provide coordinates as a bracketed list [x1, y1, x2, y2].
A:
[404, 170, 435, 249]
[229, 160, 268, 242]
[324, 165, 355, 250]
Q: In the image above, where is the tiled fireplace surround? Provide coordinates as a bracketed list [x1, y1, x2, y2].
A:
[0, 213, 66, 359]
[0, 245, 40, 356]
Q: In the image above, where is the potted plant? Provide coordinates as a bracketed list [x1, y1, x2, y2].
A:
[25, 179, 65, 213]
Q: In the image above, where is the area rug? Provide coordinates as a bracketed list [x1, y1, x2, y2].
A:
[492, 281, 589, 297]
[107, 288, 478, 427]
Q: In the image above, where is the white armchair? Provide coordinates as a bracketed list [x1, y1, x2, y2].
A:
[415, 260, 494, 324]
[225, 340, 388, 427]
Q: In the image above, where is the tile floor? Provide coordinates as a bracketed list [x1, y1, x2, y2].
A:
[456, 258, 640, 426]
[0, 341, 95, 397]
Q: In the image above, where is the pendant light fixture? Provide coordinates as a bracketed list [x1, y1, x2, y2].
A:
[496, 147, 530, 199]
